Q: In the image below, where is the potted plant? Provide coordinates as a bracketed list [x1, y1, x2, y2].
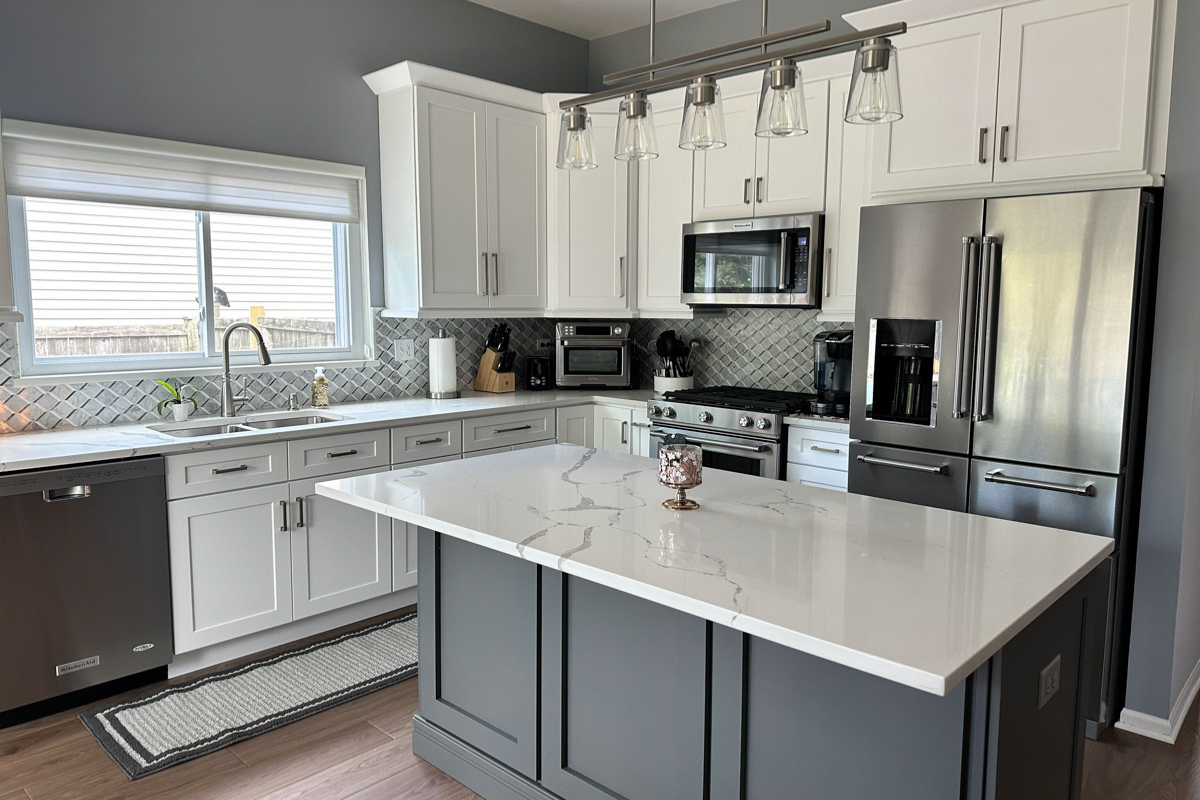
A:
[155, 379, 200, 422]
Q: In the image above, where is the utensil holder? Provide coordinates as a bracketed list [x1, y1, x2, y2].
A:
[654, 375, 695, 396]
[473, 348, 516, 393]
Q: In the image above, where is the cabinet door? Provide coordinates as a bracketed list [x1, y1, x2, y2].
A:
[0, 114, 21, 322]
[631, 418, 652, 457]
[392, 454, 461, 592]
[557, 404, 595, 446]
[556, 103, 632, 312]
[754, 79, 830, 217]
[992, 0, 1155, 182]
[637, 102, 693, 317]
[870, 12, 1002, 194]
[415, 87, 490, 310]
[594, 405, 633, 454]
[692, 90, 759, 222]
[485, 103, 546, 310]
[290, 473, 391, 620]
[169, 484, 292, 653]
[821, 75, 870, 318]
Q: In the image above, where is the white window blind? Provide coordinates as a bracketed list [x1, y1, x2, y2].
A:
[2, 120, 363, 223]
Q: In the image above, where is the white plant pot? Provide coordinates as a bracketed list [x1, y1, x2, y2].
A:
[654, 376, 695, 396]
[172, 403, 192, 423]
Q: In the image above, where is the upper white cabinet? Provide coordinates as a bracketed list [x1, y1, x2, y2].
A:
[693, 75, 830, 222]
[0, 111, 22, 322]
[637, 97, 694, 319]
[821, 71, 871, 320]
[368, 63, 547, 317]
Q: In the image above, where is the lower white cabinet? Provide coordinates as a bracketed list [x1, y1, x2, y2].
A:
[785, 422, 851, 492]
[594, 405, 633, 453]
[290, 472, 392, 620]
[556, 405, 595, 446]
[631, 418, 652, 458]
[169, 484, 293, 654]
[392, 454, 462, 592]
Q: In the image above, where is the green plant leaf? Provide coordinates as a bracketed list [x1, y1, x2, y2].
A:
[186, 398, 198, 411]
[154, 379, 181, 400]
[156, 397, 176, 416]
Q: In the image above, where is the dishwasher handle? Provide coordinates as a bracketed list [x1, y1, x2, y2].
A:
[43, 485, 92, 502]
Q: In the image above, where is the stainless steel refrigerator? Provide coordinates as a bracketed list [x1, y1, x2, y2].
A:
[848, 189, 1159, 735]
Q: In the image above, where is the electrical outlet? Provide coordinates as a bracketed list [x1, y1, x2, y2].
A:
[537, 338, 554, 351]
[1038, 654, 1062, 709]
[395, 338, 416, 362]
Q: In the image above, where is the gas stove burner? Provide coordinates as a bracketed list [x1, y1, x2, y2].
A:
[661, 386, 818, 414]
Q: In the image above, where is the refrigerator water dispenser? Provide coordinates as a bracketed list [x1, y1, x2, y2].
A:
[865, 318, 941, 426]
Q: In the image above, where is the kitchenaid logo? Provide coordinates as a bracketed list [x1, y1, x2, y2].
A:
[55, 656, 100, 676]
[133, 643, 155, 653]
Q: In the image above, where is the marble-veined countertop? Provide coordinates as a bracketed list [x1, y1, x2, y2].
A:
[316, 444, 1112, 696]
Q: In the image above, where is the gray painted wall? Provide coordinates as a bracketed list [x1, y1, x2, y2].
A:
[0, 0, 589, 305]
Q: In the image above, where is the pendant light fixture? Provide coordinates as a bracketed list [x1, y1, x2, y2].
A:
[615, 92, 659, 161]
[679, 76, 727, 150]
[845, 37, 903, 124]
[755, 59, 808, 137]
[556, 106, 598, 170]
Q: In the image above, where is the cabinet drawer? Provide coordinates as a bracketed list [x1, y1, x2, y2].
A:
[166, 443, 289, 500]
[463, 409, 556, 452]
[288, 429, 390, 480]
[786, 463, 849, 490]
[392, 419, 463, 464]
[787, 428, 851, 471]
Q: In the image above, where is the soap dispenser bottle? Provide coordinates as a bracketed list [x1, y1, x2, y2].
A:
[311, 367, 330, 408]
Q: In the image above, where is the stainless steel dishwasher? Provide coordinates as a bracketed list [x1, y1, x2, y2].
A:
[0, 457, 172, 714]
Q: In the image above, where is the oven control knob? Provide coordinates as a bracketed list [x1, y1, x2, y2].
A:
[698, 411, 713, 424]
[755, 418, 772, 431]
[648, 405, 662, 417]
[738, 415, 753, 428]
[662, 407, 677, 419]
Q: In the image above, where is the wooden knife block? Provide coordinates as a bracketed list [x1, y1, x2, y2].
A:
[473, 348, 516, 393]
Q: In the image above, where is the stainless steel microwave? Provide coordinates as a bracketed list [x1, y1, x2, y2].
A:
[555, 322, 633, 388]
[681, 214, 824, 308]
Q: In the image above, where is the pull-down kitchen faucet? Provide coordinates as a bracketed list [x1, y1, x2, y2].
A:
[221, 322, 272, 417]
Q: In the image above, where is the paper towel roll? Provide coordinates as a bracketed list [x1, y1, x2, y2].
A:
[428, 334, 459, 398]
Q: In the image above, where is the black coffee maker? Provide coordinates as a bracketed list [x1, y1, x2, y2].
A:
[813, 330, 853, 418]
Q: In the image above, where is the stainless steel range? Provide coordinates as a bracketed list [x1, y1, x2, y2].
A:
[647, 387, 819, 480]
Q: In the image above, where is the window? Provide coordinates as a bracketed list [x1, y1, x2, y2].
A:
[3, 121, 370, 378]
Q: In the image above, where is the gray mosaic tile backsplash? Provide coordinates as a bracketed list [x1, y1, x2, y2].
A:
[0, 309, 847, 433]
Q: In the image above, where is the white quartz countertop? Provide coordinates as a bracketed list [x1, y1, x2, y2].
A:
[317, 445, 1113, 696]
[0, 390, 654, 474]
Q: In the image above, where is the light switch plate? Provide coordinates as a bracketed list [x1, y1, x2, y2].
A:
[1039, 654, 1062, 709]
[395, 338, 416, 362]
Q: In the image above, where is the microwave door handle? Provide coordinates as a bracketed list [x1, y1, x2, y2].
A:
[953, 237, 981, 419]
[778, 232, 790, 291]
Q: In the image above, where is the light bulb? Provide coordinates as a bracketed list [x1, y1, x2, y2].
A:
[679, 76, 727, 150]
[856, 71, 891, 123]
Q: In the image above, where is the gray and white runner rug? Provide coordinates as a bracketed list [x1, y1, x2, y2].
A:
[80, 613, 418, 780]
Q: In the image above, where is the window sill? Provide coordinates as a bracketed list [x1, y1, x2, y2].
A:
[12, 358, 382, 388]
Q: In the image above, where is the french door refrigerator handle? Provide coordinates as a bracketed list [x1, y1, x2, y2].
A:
[973, 237, 1001, 421]
[856, 454, 947, 475]
[953, 237, 981, 419]
[984, 469, 1095, 497]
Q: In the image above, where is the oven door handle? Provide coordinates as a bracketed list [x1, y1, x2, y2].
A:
[649, 429, 770, 454]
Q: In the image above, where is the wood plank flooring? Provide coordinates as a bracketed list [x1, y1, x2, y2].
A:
[0, 609, 1195, 799]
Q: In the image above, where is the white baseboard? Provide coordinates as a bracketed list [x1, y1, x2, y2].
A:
[1116, 656, 1200, 744]
[169, 587, 416, 678]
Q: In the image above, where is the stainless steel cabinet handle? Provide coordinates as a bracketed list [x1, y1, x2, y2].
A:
[296, 497, 306, 528]
[621, 421, 628, 445]
[327, 449, 359, 458]
[495, 424, 532, 434]
[492, 253, 499, 296]
[824, 248, 833, 297]
[630, 421, 650, 428]
[43, 485, 91, 502]
[618, 256, 626, 298]
[744, 178, 752, 204]
[414, 437, 443, 446]
[279, 500, 289, 532]
[953, 237, 981, 419]
[856, 454, 947, 475]
[973, 237, 1001, 422]
[649, 429, 769, 453]
[212, 464, 250, 475]
[998, 126, 1010, 163]
[984, 470, 1094, 497]
[756, 176, 764, 203]
[810, 445, 841, 455]
[978, 127, 989, 164]
[480, 252, 488, 296]
[778, 232, 790, 290]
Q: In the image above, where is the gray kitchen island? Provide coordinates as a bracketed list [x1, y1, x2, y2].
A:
[318, 445, 1112, 800]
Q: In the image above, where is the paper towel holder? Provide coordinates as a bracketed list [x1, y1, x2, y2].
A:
[427, 328, 461, 399]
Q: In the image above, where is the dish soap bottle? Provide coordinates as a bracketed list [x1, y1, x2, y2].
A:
[311, 367, 330, 408]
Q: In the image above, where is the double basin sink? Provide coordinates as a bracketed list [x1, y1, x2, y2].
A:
[149, 410, 346, 438]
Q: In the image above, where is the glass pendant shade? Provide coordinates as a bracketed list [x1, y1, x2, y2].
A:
[755, 60, 809, 138]
[679, 77, 727, 150]
[615, 93, 659, 161]
[556, 107, 598, 170]
[846, 38, 903, 124]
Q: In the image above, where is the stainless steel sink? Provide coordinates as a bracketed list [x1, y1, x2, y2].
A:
[241, 415, 341, 430]
[150, 411, 345, 438]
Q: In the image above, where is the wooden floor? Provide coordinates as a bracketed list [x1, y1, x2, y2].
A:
[0, 618, 1196, 800]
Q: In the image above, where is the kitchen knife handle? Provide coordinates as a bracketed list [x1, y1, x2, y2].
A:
[480, 252, 489, 296]
[856, 454, 947, 475]
[743, 178, 752, 204]
[492, 253, 499, 296]
[953, 237, 981, 419]
[978, 127, 989, 164]
[998, 126, 1010, 163]
[984, 470, 1094, 497]
[972, 237, 1001, 422]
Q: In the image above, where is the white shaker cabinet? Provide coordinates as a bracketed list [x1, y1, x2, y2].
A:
[991, 0, 1156, 183]
[820, 74, 871, 320]
[637, 99, 694, 319]
[753, 80, 831, 218]
[0, 109, 22, 323]
[557, 404, 596, 446]
[594, 405, 634, 454]
[485, 102, 547, 309]
[169, 484, 293, 654]
[692, 91, 761, 222]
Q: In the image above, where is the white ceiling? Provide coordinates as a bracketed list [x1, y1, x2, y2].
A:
[467, 0, 743, 40]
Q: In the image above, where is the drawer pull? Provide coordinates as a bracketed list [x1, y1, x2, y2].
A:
[326, 449, 359, 459]
[856, 454, 947, 475]
[494, 425, 532, 434]
[414, 437, 443, 446]
[810, 445, 842, 455]
[212, 464, 250, 475]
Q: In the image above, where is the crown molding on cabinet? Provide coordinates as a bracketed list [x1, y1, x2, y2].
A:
[364, 61, 546, 114]
[844, 0, 1020, 29]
